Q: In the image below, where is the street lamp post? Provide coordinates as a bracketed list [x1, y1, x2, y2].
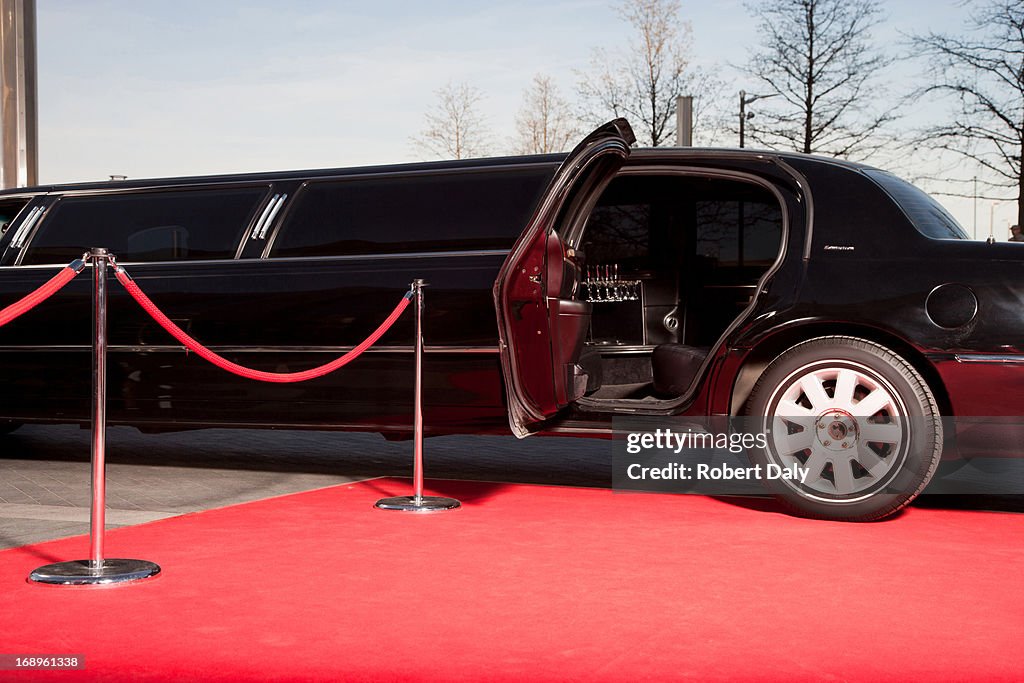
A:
[739, 90, 776, 148]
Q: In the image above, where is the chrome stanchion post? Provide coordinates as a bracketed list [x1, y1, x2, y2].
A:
[376, 279, 460, 513]
[412, 277, 425, 505]
[90, 248, 108, 571]
[30, 248, 161, 585]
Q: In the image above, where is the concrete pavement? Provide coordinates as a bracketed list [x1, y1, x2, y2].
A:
[0, 424, 610, 549]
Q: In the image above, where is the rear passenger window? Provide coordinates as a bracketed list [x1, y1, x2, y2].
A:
[269, 168, 554, 258]
[21, 187, 268, 265]
[863, 169, 969, 240]
[0, 198, 31, 238]
[695, 194, 783, 268]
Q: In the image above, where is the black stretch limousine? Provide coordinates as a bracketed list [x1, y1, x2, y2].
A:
[0, 119, 1019, 521]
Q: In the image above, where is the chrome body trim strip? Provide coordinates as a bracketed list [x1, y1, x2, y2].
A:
[0, 344, 501, 354]
[258, 249, 512, 264]
[953, 354, 1024, 365]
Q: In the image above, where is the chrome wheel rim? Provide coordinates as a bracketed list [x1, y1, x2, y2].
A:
[766, 361, 909, 501]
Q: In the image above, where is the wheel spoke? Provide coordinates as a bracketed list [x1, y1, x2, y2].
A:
[831, 456, 857, 494]
[854, 444, 890, 478]
[851, 387, 890, 417]
[860, 421, 902, 444]
[833, 369, 858, 408]
[774, 422, 814, 454]
[801, 450, 829, 486]
[799, 374, 831, 412]
[777, 399, 815, 419]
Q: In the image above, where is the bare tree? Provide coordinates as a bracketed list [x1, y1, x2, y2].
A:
[577, 0, 718, 147]
[741, 0, 896, 157]
[910, 0, 1024, 228]
[514, 74, 578, 154]
[414, 82, 491, 160]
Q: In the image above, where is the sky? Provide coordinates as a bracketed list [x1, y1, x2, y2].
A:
[36, 0, 1007, 236]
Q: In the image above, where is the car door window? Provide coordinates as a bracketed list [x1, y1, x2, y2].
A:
[0, 198, 31, 239]
[20, 187, 268, 265]
[268, 168, 554, 258]
[694, 186, 783, 271]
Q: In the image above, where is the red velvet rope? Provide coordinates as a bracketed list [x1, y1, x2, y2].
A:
[0, 262, 83, 328]
[115, 267, 413, 383]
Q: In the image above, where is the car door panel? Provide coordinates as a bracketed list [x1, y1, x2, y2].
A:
[495, 118, 635, 436]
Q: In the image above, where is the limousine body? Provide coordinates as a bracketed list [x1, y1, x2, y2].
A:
[0, 119, 1018, 521]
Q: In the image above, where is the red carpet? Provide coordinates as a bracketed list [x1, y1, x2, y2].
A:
[0, 479, 1021, 681]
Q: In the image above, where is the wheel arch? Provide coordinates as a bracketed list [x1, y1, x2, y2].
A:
[729, 322, 953, 419]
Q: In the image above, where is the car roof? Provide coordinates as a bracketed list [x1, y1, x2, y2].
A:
[0, 147, 878, 197]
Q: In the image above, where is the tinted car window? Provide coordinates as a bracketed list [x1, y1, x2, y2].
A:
[581, 175, 685, 270]
[863, 169, 969, 240]
[695, 196, 782, 267]
[584, 204, 651, 262]
[0, 198, 30, 238]
[270, 168, 554, 258]
[582, 175, 782, 270]
[21, 187, 267, 265]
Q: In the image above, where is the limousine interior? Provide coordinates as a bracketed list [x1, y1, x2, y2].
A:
[569, 173, 781, 407]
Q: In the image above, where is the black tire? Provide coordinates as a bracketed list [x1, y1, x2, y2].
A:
[0, 420, 21, 436]
[743, 336, 942, 522]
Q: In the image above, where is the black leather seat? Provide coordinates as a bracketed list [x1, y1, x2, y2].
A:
[651, 344, 709, 397]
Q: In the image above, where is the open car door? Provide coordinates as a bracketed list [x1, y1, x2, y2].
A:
[494, 119, 635, 437]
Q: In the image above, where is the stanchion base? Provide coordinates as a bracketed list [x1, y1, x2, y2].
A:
[29, 559, 161, 585]
[375, 495, 461, 512]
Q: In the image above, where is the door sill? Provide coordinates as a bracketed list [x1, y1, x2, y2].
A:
[573, 394, 691, 416]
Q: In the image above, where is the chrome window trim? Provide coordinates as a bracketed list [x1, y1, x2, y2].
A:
[261, 180, 306, 257]
[258, 193, 287, 239]
[54, 179, 277, 198]
[249, 194, 281, 240]
[9, 205, 43, 249]
[234, 192, 281, 259]
[0, 192, 43, 201]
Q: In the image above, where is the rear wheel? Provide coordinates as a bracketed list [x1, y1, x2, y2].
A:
[744, 337, 942, 521]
